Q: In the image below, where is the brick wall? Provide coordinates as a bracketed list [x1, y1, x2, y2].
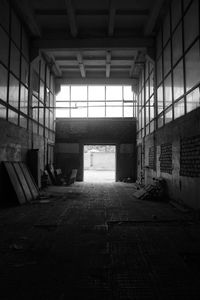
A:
[149, 146, 155, 170]
[180, 135, 200, 177]
[160, 143, 172, 174]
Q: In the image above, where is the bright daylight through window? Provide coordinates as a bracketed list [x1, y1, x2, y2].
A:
[56, 85, 137, 118]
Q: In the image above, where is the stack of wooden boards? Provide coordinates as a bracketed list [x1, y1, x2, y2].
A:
[2, 161, 39, 205]
[133, 178, 166, 201]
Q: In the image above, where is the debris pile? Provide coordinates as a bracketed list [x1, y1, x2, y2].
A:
[134, 178, 166, 201]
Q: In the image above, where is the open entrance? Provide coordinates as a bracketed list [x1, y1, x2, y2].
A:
[84, 145, 116, 182]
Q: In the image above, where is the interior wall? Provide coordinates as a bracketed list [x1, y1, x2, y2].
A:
[137, 0, 200, 209]
[0, 0, 56, 193]
[55, 118, 137, 181]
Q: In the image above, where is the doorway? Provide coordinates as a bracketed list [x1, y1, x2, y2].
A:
[83, 145, 116, 182]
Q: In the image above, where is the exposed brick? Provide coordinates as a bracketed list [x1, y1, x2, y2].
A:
[160, 143, 172, 174]
[180, 135, 200, 177]
[149, 146, 156, 170]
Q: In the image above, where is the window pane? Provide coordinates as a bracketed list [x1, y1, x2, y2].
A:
[32, 96, 38, 122]
[150, 96, 155, 120]
[145, 79, 149, 100]
[9, 75, 19, 109]
[39, 80, 44, 102]
[184, 0, 199, 50]
[88, 86, 105, 101]
[172, 24, 182, 65]
[174, 98, 185, 119]
[71, 86, 87, 101]
[88, 101, 105, 117]
[8, 109, 18, 125]
[106, 86, 122, 100]
[0, 63, 7, 102]
[157, 85, 163, 114]
[145, 101, 149, 124]
[150, 73, 154, 96]
[163, 42, 171, 76]
[56, 102, 70, 118]
[150, 121, 154, 133]
[71, 102, 87, 117]
[0, 26, 9, 66]
[185, 41, 200, 91]
[20, 85, 28, 115]
[21, 58, 29, 86]
[19, 115, 27, 129]
[0, 0, 9, 32]
[0, 103, 6, 119]
[173, 61, 184, 100]
[39, 105, 44, 124]
[171, 0, 182, 30]
[124, 86, 133, 100]
[157, 57, 162, 85]
[186, 88, 200, 113]
[10, 43, 20, 78]
[11, 10, 21, 47]
[163, 12, 170, 46]
[165, 107, 173, 124]
[158, 113, 164, 128]
[156, 29, 162, 59]
[124, 104, 133, 117]
[56, 85, 70, 101]
[164, 74, 172, 108]
[106, 101, 122, 117]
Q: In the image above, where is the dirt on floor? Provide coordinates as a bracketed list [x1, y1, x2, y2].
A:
[0, 182, 200, 300]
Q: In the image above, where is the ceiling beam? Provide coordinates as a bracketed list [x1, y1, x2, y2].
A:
[144, 0, 165, 35]
[56, 78, 137, 85]
[32, 37, 154, 50]
[35, 9, 149, 16]
[108, 0, 116, 36]
[65, 0, 78, 38]
[51, 55, 62, 77]
[76, 52, 86, 78]
[106, 51, 111, 78]
[11, 0, 41, 37]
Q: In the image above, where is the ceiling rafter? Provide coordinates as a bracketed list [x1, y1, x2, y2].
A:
[108, 0, 116, 37]
[65, 0, 78, 38]
[76, 52, 86, 78]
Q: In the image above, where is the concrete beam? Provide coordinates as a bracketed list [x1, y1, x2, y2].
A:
[65, 0, 78, 38]
[108, 0, 116, 36]
[56, 77, 137, 86]
[11, 0, 41, 37]
[32, 37, 154, 50]
[106, 51, 111, 78]
[144, 0, 165, 35]
[76, 53, 86, 78]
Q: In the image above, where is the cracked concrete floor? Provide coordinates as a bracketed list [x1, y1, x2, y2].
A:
[0, 182, 200, 299]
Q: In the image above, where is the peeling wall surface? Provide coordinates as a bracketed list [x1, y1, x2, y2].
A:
[55, 118, 137, 181]
[141, 108, 200, 209]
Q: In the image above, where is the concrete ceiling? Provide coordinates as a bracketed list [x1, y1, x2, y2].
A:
[13, 0, 167, 83]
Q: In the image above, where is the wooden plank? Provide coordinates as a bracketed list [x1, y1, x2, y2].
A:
[19, 162, 39, 200]
[13, 162, 33, 202]
[3, 162, 26, 205]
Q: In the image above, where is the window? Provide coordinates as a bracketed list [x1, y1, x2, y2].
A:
[56, 85, 135, 118]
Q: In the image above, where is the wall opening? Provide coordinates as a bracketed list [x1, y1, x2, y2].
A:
[83, 145, 116, 182]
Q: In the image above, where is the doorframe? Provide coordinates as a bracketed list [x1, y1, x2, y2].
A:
[83, 143, 117, 182]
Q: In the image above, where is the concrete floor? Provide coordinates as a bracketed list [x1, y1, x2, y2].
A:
[0, 182, 200, 299]
[84, 170, 115, 182]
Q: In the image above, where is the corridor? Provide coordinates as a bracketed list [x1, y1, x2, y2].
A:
[0, 183, 200, 299]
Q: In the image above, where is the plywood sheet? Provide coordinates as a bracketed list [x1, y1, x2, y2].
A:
[3, 162, 26, 204]
[13, 162, 32, 202]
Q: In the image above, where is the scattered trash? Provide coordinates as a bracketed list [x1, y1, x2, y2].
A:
[133, 178, 166, 201]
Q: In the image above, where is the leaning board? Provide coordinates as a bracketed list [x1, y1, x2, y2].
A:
[3, 162, 26, 204]
[19, 162, 39, 200]
[13, 162, 33, 202]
